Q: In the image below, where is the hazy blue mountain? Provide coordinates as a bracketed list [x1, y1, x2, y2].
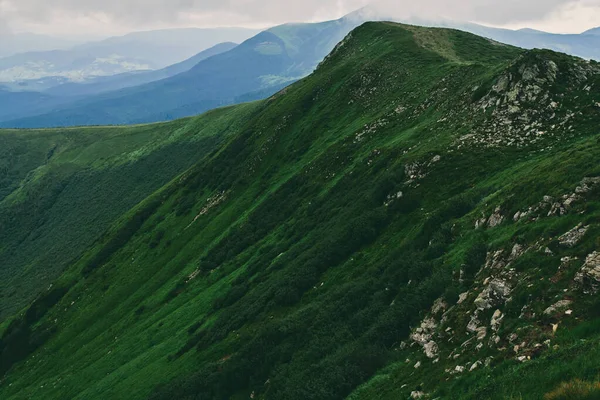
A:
[0, 28, 258, 83]
[1, 18, 357, 128]
[0, 89, 80, 122]
[583, 27, 600, 35]
[45, 42, 238, 97]
[0, 33, 88, 58]
[451, 22, 600, 60]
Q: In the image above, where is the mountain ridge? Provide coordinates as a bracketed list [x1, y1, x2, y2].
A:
[0, 21, 599, 400]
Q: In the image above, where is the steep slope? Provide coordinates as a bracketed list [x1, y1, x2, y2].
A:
[0, 102, 259, 319]
[0, 18, 357, 128]
[44, 42, 238, 97]
[1, 22, 600, 400]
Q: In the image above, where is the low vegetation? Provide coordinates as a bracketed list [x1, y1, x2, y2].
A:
[0, 22, 599, 400]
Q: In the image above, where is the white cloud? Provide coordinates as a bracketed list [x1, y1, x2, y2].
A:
[1, 0, 599, 36]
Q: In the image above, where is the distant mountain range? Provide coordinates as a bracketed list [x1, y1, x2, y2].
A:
[0, 10, 599, 129]
[0, 28, 258, 84]
[0, 33, 88, 59]
[446, 21, 600, 61]
[584, 27, 600, 35]
[0, 19, 357, 127]
[45, 42, 238, 97]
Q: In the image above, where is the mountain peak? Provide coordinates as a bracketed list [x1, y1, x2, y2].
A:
[583, 27, 600, 35]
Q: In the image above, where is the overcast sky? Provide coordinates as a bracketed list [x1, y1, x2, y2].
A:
[1, 0, 599, 37]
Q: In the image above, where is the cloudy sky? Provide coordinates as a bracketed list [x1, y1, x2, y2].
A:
[1, 0, 599, 37]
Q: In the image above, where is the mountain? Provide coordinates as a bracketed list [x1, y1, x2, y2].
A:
[452, 21, 600, 60]
[0, 28, 258, 84]
[583, 27, 600, 35]
[44, 42, 238, 97]
[347, 7, 600, 61]
[0, 33, 87, 59]
[0, 43, 239, 122]
[1, 18, 357, 127]
[2, 22, 600, 400]
[6, 12, 600, 130]
[0, 89, 78, 121]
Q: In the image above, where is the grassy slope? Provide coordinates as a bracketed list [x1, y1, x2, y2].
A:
[0, 103, 259, 319]
[0, 22, 599, 400]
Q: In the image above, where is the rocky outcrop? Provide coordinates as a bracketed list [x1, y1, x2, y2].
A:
[410, 317, 439, 359]
[513, 177, 600, 223]
[474, 278, 512, 310]
[558, 223, 589, 247]
[575, 252, 600, 294]
[490, 310, 504, 332]
[476, 207, 505, 229]
[543, 300, 573, 315]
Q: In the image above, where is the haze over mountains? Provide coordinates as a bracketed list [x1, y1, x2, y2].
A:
[0, 7, 599, 129]
[0, 27, 259, 85]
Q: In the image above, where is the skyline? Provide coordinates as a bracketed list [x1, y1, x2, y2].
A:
[0, 0, 599, 38]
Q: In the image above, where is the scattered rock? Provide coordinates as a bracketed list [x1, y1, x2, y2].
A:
[470, 361, 482, 372]
[476, 326, 488, 341]
[474, 279, 512, 310]
[487, 207, 504, 228]
[454, 365, 465, 373]
[467, 313, 481, 333]
[411, 391, 425, 399]
[491, 310, 504, 332]
[424, 341, 439, 359]
[558, 223, 589, 247]
[410, 317, 439, 358]
[431, 298, 448, 315]
[543, 300, 573, 315]
[575, 252, 600, 293]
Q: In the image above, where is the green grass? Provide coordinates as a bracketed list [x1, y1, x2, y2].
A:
[1, 21, 600, 400]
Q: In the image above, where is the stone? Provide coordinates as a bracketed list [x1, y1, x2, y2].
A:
[558, 223, 589, 248]
[491, 310, 504, 332]
[457, 292, 469, 304]
[431, 298, 448, 315]
[454, 365, 465, 373]
[467, 313, 481, 333]
[414, 361, 422, 369]
[543, 300, 573, 315]
[424, 341, 439, 359]
[487, 207, 504, 228]
[476, 326, 488, 341]
[474, 279, 512, 310]
[470, 361, 482, 372]
[575, 252, 600, 293]
[411, 391, 425, 399]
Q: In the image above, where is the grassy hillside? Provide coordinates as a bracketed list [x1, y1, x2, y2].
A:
[0, 103, 259, 319]
[1, 22, 600, 400]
